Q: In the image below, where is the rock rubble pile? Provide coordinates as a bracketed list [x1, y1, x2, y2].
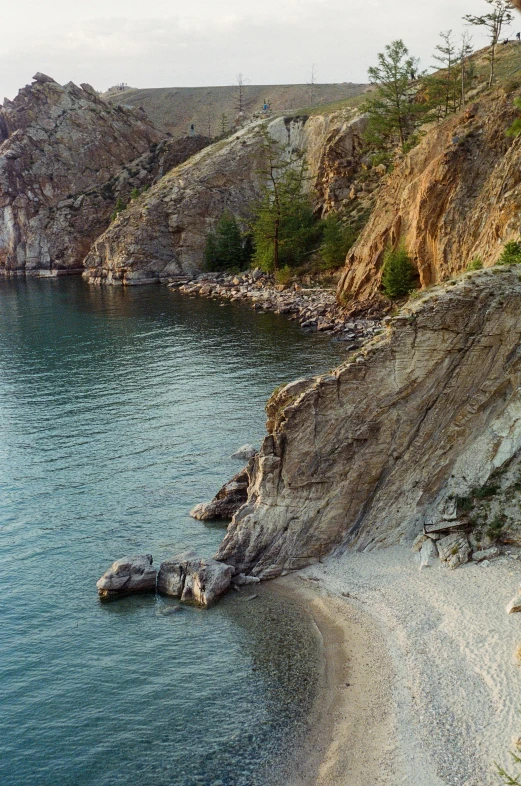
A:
[169, 270, 384, 341]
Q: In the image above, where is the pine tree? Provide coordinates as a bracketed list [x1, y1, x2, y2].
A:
[464, 0, 514, 87]
[381, 243, 416, 299]
[251, 130, 317, 273]
[319, 214, 358, 270]
[204, 213, 249, 271]
[364, 40, 427, 152]
[428, 31, 459, 118]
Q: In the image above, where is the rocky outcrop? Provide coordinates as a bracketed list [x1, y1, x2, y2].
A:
[83, 122, 268, 284]
[190, 464, 252, 521]
[157, 552, 233, 607]
[338, 94, 521, 304]
[215, 269, 521, 576]
[96, 554, 157, 599]
[82, 110, 373, 285]
[0, 73, 165, 274]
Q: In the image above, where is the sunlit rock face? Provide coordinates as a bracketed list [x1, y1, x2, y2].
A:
[337, 95, 521, 305]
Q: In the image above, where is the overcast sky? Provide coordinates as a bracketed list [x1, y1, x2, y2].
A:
[0, 0, 515, 99]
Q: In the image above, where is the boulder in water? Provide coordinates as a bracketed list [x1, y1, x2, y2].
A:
[230, 444, 258, 461]
[157, 551, 233, 608]
[96, 554, 157, 600]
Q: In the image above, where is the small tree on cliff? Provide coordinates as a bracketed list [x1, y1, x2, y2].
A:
[251, 129, 316, 274]
[364, 40, 427, 152]
[464, 0, 514, 87]
[381, 242, 416, 299]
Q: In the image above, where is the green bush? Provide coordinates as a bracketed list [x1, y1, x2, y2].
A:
[496, 241, 521, 266]
[467, 256, 483, 271]
[110, 197, 127, 221]
[319, 214, 358, 270]
[204, 213, 251, 272]
[381, 243, 416, 299]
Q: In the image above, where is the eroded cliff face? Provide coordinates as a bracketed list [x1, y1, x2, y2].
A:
[338, 94, 521, 304]
[82, 111, 369, 284]
[0, 73, 164, 274]
[216, 269, 521, 576]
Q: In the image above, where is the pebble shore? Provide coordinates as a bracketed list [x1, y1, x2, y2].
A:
[168, 269, 384, 347]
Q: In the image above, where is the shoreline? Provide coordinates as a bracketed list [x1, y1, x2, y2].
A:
[275, 546, 521, 786]
[169, 270, 385, 342]
[275, 575, 398, 786]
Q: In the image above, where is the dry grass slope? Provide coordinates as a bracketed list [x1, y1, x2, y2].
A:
[102, 83, 368, 137]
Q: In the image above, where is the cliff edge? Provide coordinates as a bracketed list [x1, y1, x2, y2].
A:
[338, 93, 521, 304]
[216, 269, 521, 576]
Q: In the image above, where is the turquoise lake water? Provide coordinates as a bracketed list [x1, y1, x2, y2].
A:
[0, 278, 344, 786]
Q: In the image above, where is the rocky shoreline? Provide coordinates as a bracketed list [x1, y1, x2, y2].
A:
[168, 269, 385, 345]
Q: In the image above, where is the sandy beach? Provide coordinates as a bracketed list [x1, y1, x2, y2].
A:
[283, 546, 521, 786]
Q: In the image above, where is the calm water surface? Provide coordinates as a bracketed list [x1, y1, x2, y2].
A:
[0, 278, 344, 786]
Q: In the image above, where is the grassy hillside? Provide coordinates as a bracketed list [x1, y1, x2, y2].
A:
[102, 83, 369, 137]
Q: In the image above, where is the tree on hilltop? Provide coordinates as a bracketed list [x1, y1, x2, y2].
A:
[464, 0, 514, 86]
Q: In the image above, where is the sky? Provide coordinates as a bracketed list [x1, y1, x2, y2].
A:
[0, 0, 515, 99]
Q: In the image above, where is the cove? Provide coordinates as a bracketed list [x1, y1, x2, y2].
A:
[0, 277, 344, 786]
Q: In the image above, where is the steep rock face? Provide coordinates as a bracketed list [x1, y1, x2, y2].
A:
[216, 270, 521, 575]
[0, 73, 164, 274]
[337, 94, 521, 303]
[83, 111, 370, 284]
[83, 121, 268, 284]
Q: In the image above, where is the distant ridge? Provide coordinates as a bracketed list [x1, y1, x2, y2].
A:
[102, 83, 368, 137]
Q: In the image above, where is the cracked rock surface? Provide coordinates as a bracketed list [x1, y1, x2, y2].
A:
[216, 270, 521, 576]
[0, 73, 164, 274]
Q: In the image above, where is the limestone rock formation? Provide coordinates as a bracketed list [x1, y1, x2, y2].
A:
[96, 554, 157, 599]
[338, 94, 521, 304]
[83, 122, 268, 284]
[0, 74, 166, 275]
[216, 270, 521, 575]
[157, 552, 233, 607]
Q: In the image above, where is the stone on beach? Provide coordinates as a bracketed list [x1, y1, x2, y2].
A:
[96, 554, 157, 599]
[419, 538, 438, 569]
[472, 547, 499, 563]
[437, 533, 471, 570]
[506, 593, 521, 614]
[157, 551, 234, 607]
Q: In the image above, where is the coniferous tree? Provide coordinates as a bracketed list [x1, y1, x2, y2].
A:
[464, 0, 514, 87]
[204, 213, 249, 271]
[364, 40, 427, 152]
[381, 242, 416, 299]
[251, 129, 317, 273]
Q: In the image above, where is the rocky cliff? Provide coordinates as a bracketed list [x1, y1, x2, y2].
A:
[0, 73, 166, 275]
[337, 93, 521, 304]
[216, 269, 521, 577]
[83, 110, 368, 285]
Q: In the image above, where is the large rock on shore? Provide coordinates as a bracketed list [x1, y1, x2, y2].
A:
[216, 270, 521, 575]
[190, 463, 252, 521]
[0, 74, 165, 275]
[96, 554, 157, 599]
[157, 552, 233, 607]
